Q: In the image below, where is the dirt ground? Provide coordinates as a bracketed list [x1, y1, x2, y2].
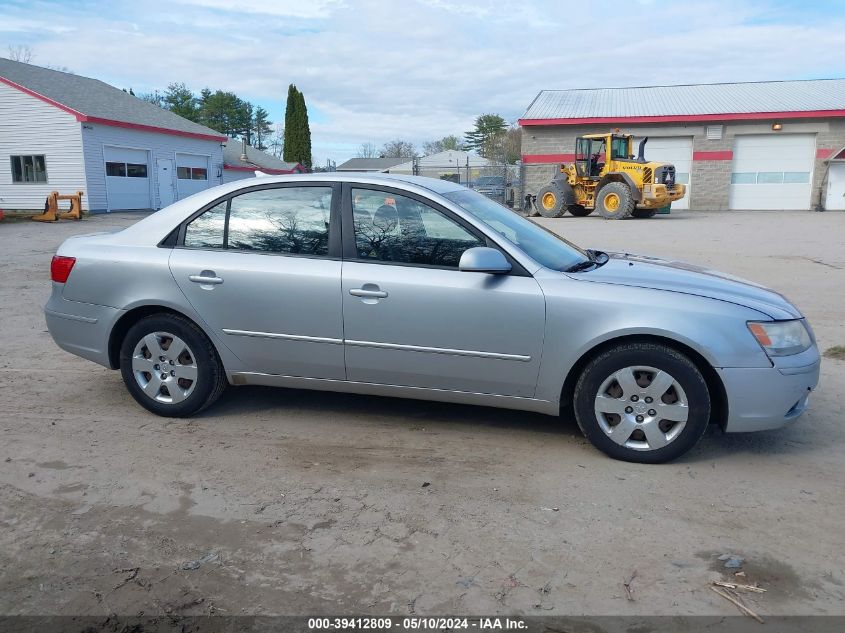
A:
[1, 209, 844, 619]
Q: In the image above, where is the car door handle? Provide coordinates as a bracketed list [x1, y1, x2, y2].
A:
[189, 274, 224, 285]
[349, 288, 388, 298]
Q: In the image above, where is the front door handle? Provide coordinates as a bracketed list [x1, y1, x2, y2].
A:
[349, 287, 388, 298]
[189, 274, 224, 285]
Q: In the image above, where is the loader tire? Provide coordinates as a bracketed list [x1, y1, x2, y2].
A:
[536, 184, 566, 218]
[632, 208, 657, 219]
[596, 182, 635, 219]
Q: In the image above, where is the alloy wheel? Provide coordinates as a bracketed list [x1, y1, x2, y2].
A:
[593, 365, 689, 451]
[131, 331, 198, 404]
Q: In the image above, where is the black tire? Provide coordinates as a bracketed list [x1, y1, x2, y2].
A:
[536, 184, 566, 218]
[596, 182, 635, 219]
[632, 208, 657, 219]
[568, 204, 593, 217]
[573, 342, 711, 463]
[119, 313, 227, 417]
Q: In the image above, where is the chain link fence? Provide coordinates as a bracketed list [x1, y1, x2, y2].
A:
[389, 158, 523, 209]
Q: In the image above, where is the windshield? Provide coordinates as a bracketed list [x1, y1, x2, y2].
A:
[443, 189, 591, 271]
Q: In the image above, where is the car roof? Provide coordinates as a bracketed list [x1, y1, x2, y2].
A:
[236, 172, 467, 195]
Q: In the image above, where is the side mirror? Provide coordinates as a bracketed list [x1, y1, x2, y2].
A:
[459, 247, 512, 274]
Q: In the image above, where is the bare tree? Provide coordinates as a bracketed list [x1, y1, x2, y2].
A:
[267, 122, 285, 158]
[7, 44, 33, 63]
[422, 135, 464, 156]
[356, 142, 379, 158]
[380, 139, 417, 159]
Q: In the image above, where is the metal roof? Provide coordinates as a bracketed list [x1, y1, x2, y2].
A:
[336, 157, 409, 171]
[0, 58, 225, 139]
[222, 140, 302, 172]
[521, 79, 845, 122]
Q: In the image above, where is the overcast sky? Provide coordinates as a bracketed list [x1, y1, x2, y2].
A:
[3, 0, 845, 164]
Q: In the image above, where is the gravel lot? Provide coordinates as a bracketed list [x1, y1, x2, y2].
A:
[1, 209, 843, 618]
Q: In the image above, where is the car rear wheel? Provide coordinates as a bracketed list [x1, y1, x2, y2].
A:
[119, 313, 227, 417]
[573, 342, 711, 463]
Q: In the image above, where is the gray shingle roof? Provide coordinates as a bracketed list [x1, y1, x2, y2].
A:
[222, 140, 302, 171]
[521, 79, 845, 121]
[336, 157, 409, 171]
[0, 58, 225, 138]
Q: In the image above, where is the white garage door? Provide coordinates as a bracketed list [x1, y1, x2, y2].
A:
[104, 146, 151, 210]
[632, 136, 693, 209]
[176, 153, 211, 200]
[729, 134, 815, 210]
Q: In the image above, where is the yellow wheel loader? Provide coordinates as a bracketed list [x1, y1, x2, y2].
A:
[535, 133, 686, 219]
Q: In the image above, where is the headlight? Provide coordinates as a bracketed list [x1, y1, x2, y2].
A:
[747, 320, 812, 357]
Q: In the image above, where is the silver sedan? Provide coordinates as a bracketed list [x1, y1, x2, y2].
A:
[45, 174, 820, 463]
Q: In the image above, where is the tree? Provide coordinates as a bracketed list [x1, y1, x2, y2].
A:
[284, 84, 312, 169]
[381, 139, 417, 158]
[7, 44, 33, 63]
[139, 90, 163, 107]
[253, 106, 272, 150]
[356, 142, 378, 158]
[163, 82, 198, 122]
[197, 89, 253, 138]
[482, 125, 522, 164]
[423, 134, 464, 155]
[464, 114, 507, 154]
[267, 122, 284, 158]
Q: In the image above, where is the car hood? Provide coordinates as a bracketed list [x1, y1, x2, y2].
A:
[571, 252, 801, 320]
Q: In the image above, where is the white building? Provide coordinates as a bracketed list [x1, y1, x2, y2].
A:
[1, 58, 229, 213]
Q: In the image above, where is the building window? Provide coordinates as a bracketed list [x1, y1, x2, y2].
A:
[178, 166, 208, 180]
[10, 155, 47, 183]
[107, 162, 147, 178]
[731, 171, 810, 184]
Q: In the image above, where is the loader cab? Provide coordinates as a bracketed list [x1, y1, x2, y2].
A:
[575, 136, 607, 179]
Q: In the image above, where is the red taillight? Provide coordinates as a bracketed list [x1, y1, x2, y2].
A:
[51, 255, 76, 283]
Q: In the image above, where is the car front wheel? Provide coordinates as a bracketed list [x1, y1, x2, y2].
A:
[573, 342, 711, 463]
[119, 313, 227, 417]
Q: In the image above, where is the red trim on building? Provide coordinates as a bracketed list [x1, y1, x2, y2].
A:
[692, 150, 733, 161]
[816, 148, 835, 159]
[521, 153, 576, 164]
[0, 75, 86, 118]
[223, 164, 302, 174]
[519, 110, 845, 126]
[82, 116, 227, 141]
[0, 75, 227, 141]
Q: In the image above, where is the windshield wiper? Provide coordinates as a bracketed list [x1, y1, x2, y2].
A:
[565, 259, 597, 273]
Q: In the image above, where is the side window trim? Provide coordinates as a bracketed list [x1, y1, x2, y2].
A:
[171, 182, 341, 259]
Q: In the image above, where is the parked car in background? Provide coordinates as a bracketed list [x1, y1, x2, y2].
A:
[45, 174, 820, 463]
[473, 175, 507, 200]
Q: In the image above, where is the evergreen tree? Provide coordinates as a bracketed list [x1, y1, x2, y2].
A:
[297, 90, 312, 169]
[163, 82, 199, 122]
[464, 114, 507, 153]
[253, 106, 272, 150]
[283, 84, 312, 169]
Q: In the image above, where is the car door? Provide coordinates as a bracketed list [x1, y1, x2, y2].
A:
[341, 184, 546, 398]
[169, 182, 345, 379]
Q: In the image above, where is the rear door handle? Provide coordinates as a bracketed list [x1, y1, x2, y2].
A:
[189, 274, 224, 285]
[349, 288, 388, 298]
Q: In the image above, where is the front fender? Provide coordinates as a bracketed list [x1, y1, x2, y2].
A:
[533, 270, 772, 403]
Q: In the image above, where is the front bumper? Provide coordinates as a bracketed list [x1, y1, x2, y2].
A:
[641, 183, 686, 208]
[717, 346, 821, 432]
[45, 283, 122, 368]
